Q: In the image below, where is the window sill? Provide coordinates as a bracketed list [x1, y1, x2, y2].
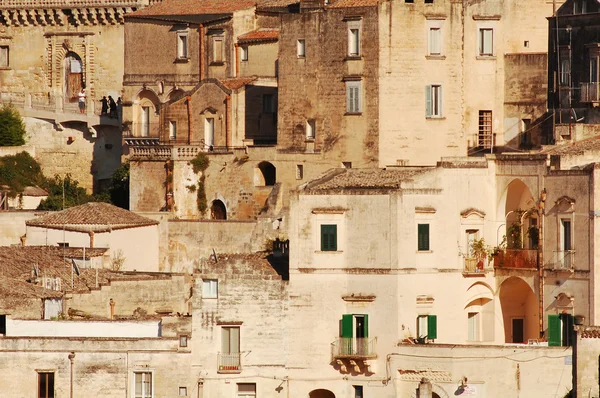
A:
[315, 250, 343, 254]
[345, 55, 362, 61]
[425, 116, 445, 120]
[345, 112, 362, 116]
[305, 137, 315, 142]
[297, 55, 306, 59]
[217, 369, 242, 374]
[0, 67, 10, 70]
[210, 61, 225, 66]
[417, 250, 433, 253]
[241, 59, 248, 63]
[426, 55, 446, 60]
[174, 57, 189, 63]
[476, 55, 496, 60]
[203, 297, 218, 299]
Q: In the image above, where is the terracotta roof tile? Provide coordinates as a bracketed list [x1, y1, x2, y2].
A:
[238, 28, 279, 43]
[219, 76, 257, 90]
[22, 186, 48, 197]
[26, 202, 159, 232]
[544, 136, 600, 156]
[578, 326, 600, 338]
[130, 0, 256, 17]
[304, 168, 433, 191]
[328, 0, 379, 8]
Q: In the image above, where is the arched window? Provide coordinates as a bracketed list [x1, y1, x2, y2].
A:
[256, 161, 276, 186]
[64, 52, 83, 102]
[210, 200, 227, 220]
[309, 389, 335, 398]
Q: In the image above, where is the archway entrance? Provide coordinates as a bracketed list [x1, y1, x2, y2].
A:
[64, 52, 83, 103]
[256, 161, 276, 186]
[309, 389, 335, 398]
[504, 179, 536, 249]
[499, 277, 538, 343]
[210, 200, 227, 220]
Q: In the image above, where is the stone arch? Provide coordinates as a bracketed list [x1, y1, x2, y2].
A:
[410, 383, 450, 398]
[167, 88, 185, 102]
[63, 51, 84, 102]
[135, 89, 161, 137]
[255, 161, 276, 186]
[210, 199, 227, 220]
[465, 282, 495, 342]
[500, 179, 537, 249]
[499, 276, 538, 343]
[309, 389, 335, 398]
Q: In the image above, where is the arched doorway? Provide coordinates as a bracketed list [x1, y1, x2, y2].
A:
[64, 52, 83, 103]
[210, 200, 227, 220]
[309, 389, 335, 398]
[465, 282, 495, 342]
[136, 89, 160, 138]
[256, 161, 276, 186]
[503, 179, 536, 249]
[499, 277, 538, 343]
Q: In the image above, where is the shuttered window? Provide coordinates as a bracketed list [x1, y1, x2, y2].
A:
[479, 28, 493, 56]
[418, 224, 430, 251]
[425, 85, 442, 118]
[346, 81, 361, 113]
[428, 27, 441, 55]
[417, 315, 437, 340]
[548, 314, 561, 346]
[321, 224, 337, 251]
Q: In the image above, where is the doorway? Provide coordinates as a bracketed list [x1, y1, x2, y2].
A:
[512, 318, 524, 343]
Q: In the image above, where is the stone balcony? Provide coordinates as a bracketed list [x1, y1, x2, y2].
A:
[493, 249, 538, 270]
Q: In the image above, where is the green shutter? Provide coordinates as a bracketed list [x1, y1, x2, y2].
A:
[561, 314, 574, 347]
[428, 315, 437, 340]
[438, 85, 443, 116]
[341, 314, 353, 338]
[321, 225, 337, 251]
[548, 314, 561, 346]
[363, 314, 369, 338]
[418, 224, 430, 251]
[425, 86, 432, 117]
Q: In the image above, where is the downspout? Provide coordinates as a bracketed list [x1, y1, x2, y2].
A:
[539, 188, 547, 338]
[234, 43, 239, 77]
[199, 24, 205, 81]
[225, 95, 231, 149]
[88, 231, 94, 248]
[186, 96, 192, 145]
[68, 352, 75, 398]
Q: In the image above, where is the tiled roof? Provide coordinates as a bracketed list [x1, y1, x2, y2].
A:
[328, 0, 379, 8]
[26, 202, 159, 232]
[544, 136, 600, 156]
[202, 252, 282, 277]
[238, 28, 279, 44]
[22, 186, 48, 197]
[578, 326, 600, 338]
[303, 168, 433, 191]
[130, 0, 256, 17]
[0, 278, 62, 299]
[257, 0, 301, 9]
[219, 77, 257, 90]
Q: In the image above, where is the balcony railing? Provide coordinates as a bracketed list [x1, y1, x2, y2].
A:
[218, 352, 241, 373]
[331, 337, 377, 360]
[580, 82, 600, 103]
[493, 249, 538, 269]
[551, 250, 575, 270]
[463, 257, 487, 274]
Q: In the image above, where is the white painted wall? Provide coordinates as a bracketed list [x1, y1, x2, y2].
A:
[5, 318, 160, 337]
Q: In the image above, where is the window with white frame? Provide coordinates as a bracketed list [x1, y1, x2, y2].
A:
[425, 85, 442, 118]
[133, 371, 153, 398]
[0, 46, 8, 68]
[38, 372, 55, 398]
[306, 119, 316, 139]
[213, 35, 224, 63]
[179, 387, 187, 396]
[240, 45, 248, 61]
[297, 39, 306, 58]
[202, 279, 218, 298]
[428, 27, 441, 55]
[347, 20, 361, 57]
[468, 312, 480, 341]
[560, 58, 570, 86]
[179, 335, 188, 347]
[169, 121, 176, 140]
[237, 383, 256, 398]
[346, 80, 362, 113]
[478, 28, 493, 56]
[177, 31, 188, 59]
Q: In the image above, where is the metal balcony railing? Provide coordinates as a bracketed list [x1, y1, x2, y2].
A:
[493, 249, 538, 269]
[464, 257, 486, 273]
[331, 337, 377, 360]
[580, 82, 600, 102]
[552, 250, 575, 270]
[218, 352, 241, 372]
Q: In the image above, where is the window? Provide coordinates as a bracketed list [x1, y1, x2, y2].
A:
[428, 27, 441, 55]
[202, 279, 218, 298]
[478, 110, 492, 148]
[417, 314, 437, 340]
[354, 385, 364, 398]
[179, 387, 187, 396]
[141, 106, 150, 137]
[465, 229, 479, 258]
[425, 85, 442, 118]
[297, 39, 306, 58]
[306, 119, 316, 139]
[340, 314, 369, 355]
[263, 94, 275, 113]
[204, 117, 214, 147]
[0, 314, 5, 334]
[342, 161, 352, 169]
[221, 326, 241, 371]
[561, 219, 572, 252]
[38, 372, 55, 398]
[0, 46, 8, 68]
[169, 121, 176, 140]
[548, 314, 574, 347]
[479, 28, 493, 56]
[346, 81, 361, 113]
[417, 223, 430, 251]
[425, 0, 433, 3]
[560, 59, 570, 86]
[134, 371, 153, 398]
[213, 36, 224, 63]
[468, 312, 480, 341]
[179, 335, 188, 347]
[296, 164, 304, 180]
[177, 31, 188, 59]
[240, 46, 248, 61]
[574, 0, 587, 14]
[237, 383, 256, 398]
[590, 57, 598, 83]
[521, 118, 531, 146]
[320, 224, 337, 251]
[347, 21, 361, 57]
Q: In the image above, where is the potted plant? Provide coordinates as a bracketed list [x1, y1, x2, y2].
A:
[471, 238, 490, 272]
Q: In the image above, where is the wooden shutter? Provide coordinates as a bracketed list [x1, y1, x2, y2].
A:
[341, 314, 353, 338]
[561, 313, 574, 347]
[347, 85, 354, 112]
[418, 224, 430, 251]
[548, 314, 561, 346]
[363, 314, 369, 338]
[425, 86, 432, 117]
[438, 85, 443, 116]
[427, 315, 437, 339]
[321, 225, 337, 251]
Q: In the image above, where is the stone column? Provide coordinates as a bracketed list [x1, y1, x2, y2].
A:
[416, 378, 432, 398]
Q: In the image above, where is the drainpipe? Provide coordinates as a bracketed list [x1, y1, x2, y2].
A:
[225, 95, 231, 149]
[199, 24, 205, 81]
[234, 43, 239, 77]
[68, 352, 75, 398]
[538, 189, 547, 338]
[186, 96, 192, 145]
[88, 231, 94, 248]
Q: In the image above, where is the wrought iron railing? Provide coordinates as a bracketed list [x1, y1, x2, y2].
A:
[580, 82, 600, 102]
[331, 337, 377, 359]
[552, 250, 575, 270]
[218, 352, 241, 372]
[493, 249, 538, 269]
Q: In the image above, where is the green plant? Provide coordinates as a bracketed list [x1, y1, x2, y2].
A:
[0, 151, 45, 197]
[38, 174, 106, 210]
[110, 249, 126, 271]
[197, 175, 207, 214]
[186, 184, 197, 192]
[189, 153, 210, 174]
[0, 103, 26, 146]
[471, 238, 490, 261]
[527, 225, 539, 249]
[109, 162, 129, 210]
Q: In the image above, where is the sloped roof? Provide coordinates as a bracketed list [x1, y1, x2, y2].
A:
[328, 0, 379, 7]
[22, 186, 48, 197]
[130, 0, 256, 17]
[543, 136, 600, 156]
[26, 202, 159, 232]
[302, 168, 434, 192]
[238, 28, 279, 44]
[219, 77, 258, 90]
